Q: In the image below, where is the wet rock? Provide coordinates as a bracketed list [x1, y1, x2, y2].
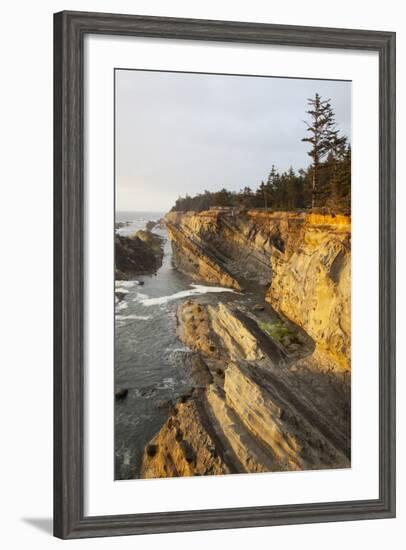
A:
[139, 387, 157, 398]
[146, 220, 157, 231]
[115, 388, 128, 400]
[115, 230, 164, 279]
[115, 291, 126, 302]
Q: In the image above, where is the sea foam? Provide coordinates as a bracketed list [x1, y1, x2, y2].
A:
[137, 284, 235, 307]
[115, 280, 139, 289]
[116, 314, 151, 321]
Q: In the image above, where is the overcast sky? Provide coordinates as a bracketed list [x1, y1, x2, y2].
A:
[116, 69, 351, 212]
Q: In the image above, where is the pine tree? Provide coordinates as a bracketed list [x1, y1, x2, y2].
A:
[266, 165, 278, 208]
[258, 180, 268, 209]
[302, 93, 336, 207]
[329, 132, 348, 203]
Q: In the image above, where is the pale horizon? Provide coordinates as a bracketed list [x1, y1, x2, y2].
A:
[116, 69, 351, 212]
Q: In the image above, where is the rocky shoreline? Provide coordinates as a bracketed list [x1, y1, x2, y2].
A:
[138, 209, 351, 478]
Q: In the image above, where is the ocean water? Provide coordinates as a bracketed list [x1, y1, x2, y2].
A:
[115, 210, 164, 236]
[114, 211, 237, 479]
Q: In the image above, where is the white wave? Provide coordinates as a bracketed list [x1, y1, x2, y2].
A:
[137, 284, 235, 307]
[132, 291, 150, 302]
[116, 223, 139, 237]
[115, 280, 139, 289]
[115, 288, 129, 295]
[116, 314, 151, 321]
[116, 301, 128, 311]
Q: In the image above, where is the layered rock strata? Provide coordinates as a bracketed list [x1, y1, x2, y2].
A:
[141, 299, 350, 477]
[140, 209, 351, 478]
[166, 221, 241, 290]
[165, 210, 351, 372]
[140, 397, 231, 478]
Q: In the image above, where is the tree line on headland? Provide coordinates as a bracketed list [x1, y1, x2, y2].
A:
[171, 94, 351, 214]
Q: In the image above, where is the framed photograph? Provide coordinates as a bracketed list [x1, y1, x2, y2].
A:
[54, 11, 396, 539]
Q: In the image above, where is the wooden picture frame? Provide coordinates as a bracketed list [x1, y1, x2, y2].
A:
[54, 10, 396, 539]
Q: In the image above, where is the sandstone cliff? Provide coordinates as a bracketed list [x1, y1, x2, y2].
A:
[140, 299, 350, 477]
[265, 213, 351, 372]
[165, 210, 351, 372]
[140, 209, 351, 479]
[166, 219, 241, 290]
[140, 397, 231, 478]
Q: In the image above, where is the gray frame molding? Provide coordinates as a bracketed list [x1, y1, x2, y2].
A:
[54, 10, 396, 539]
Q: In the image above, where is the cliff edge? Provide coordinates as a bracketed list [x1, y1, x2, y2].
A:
[140, 209, 351, 479]
[165, 209, 351, 372]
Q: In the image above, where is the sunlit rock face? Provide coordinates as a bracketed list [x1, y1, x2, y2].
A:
[166, 218, 241, 290]
[166, 210, 351, 372]
[140, 398, 231, 478]
[264, 213, 351, 372]
[140, 210, 351, 480]
[140, 299, 350, 479]
[177, 300, 266, 363]
[222, 361, 349, 471]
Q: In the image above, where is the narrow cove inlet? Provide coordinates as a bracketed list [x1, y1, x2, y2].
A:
[114, 212, 241, 479]
[114, 209, 351, 479]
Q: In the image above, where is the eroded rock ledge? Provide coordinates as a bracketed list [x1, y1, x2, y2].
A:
[165, 209, 351, 372]
[140, 209, 351, 479]
[141, 299, 350, 478]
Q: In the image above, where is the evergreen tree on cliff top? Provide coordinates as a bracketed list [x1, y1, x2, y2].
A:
[302, 93, 342, 208]
[171, 92, 350, 213]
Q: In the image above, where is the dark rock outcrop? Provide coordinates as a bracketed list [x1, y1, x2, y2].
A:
[115, 388, 128, 400]
[115, 230, 164, 279]
[146, 220, 157, 231]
